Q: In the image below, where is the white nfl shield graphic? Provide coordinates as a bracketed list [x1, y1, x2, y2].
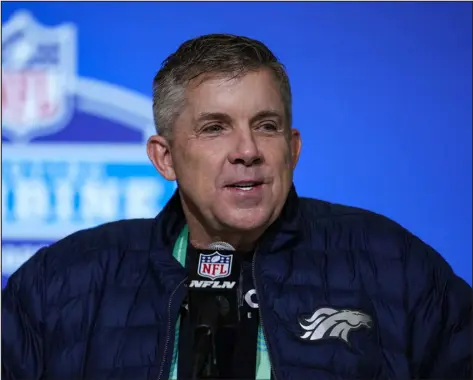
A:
[1, 11, 76, 142]
[1, 11, 174, 279]
[198, 252, 233, 280]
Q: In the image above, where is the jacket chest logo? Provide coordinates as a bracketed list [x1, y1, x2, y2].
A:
[298, 307, 373, 345]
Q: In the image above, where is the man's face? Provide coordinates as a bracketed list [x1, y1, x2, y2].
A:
[149, 69, 301, 240]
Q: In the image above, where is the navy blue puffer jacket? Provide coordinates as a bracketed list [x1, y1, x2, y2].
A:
[2, 187, 472, 379]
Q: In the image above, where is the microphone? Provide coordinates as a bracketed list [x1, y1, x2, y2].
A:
[187, 241, 241, 379]
[188, 241, 240, 324]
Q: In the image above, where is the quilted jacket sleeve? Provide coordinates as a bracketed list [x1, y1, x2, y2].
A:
[1, 248, 47, 380]
[405, 233, 472, 379]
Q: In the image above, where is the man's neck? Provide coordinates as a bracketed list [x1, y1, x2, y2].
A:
[187, 226, 260, 252]
[182, 209, 262, 251]
[178, 191, 266, 251]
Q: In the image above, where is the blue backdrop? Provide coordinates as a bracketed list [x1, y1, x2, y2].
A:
[2, 2, 471, 288]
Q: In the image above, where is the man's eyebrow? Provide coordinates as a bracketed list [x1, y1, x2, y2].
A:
[195, 110, 283, 124]
[249, 110, 283, 124]
[195, 112, 233, 124]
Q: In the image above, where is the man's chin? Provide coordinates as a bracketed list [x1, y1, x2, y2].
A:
[218, 210, 272, 233]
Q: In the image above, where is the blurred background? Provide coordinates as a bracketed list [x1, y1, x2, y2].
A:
[1, 2, 471, 287]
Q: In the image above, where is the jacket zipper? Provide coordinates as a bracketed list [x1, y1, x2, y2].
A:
[157, 277, 188, 380]
[252, 249, 279, 380]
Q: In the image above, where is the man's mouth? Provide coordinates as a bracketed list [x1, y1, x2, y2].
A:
[226, 181, 264, 191]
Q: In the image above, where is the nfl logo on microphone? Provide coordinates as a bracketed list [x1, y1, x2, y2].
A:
[198, 252, 233, 281]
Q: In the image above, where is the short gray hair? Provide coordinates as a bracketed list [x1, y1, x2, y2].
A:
[152, 34, 292, 141]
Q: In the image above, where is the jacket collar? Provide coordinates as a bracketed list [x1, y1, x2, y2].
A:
[149, 184, 302, 259]
[258, 184, 302, 254]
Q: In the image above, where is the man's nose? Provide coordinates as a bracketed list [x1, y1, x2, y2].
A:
[228, 128, 263, 167]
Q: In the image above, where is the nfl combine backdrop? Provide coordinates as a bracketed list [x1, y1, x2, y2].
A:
[2, 2, 471, 288]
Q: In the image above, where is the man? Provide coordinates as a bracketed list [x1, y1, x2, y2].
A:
[2, 34, 471, 380]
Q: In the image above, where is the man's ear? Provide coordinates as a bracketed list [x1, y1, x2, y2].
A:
[147, 134, 176, 181]
[290, 128, 302, 169]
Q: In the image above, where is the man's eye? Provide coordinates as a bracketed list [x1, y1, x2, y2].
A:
[202, 124, 223, 133]
[259, 123, 278, 132]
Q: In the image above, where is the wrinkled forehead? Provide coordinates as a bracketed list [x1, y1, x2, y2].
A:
[183, 69, 286, 123]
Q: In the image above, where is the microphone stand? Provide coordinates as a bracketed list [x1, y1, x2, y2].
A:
[192, 325, 217, 380]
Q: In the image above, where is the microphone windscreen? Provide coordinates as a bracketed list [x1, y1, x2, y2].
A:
[207, 241, 236, 251]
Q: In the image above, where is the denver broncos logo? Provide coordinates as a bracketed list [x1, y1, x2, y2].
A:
[299, 307, 372, 344]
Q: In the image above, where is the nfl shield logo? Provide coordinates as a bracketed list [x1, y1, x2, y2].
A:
[198, 252, 233, 281]
[1, 11, 76, 142]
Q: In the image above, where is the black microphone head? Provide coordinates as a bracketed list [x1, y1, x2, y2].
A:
[207, 241, 236, 251]
[188, 241, 241, 327]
